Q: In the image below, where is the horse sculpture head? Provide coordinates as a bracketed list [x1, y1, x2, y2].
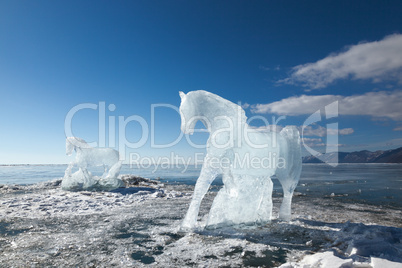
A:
[66, 137, 92, 156]
[179, 90, 247, 135]
[179, 91, 198, 135]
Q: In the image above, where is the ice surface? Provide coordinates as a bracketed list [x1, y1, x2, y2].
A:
[179, 90, 302, 229]
[280, 223, 402, 268]
[62, 137, 125, 191]
[280, 251, 353, 268]
[371, 257, 402, 268]
[1, 180, 401, 267]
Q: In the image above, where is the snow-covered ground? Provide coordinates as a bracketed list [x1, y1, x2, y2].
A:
[0, 176, 401, 267]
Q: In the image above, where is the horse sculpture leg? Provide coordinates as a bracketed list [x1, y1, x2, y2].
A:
[278, 185, 295, 221]
[257, 176, 274, 224]
[65, 161, 74, 177]
[81, 168, 91, 179]
[277, 158, 301, 221]
[181, 161, 219, 230]
[102, 164, 108, 178]
[277, 126, 302, 222]
[276, 159, 302, 221]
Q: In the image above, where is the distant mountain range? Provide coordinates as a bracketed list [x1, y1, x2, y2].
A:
[302, 147, 402, 164]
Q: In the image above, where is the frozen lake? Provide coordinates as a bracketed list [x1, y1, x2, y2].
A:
[1, 164, 402, 267]
[1, 163, 401, 207]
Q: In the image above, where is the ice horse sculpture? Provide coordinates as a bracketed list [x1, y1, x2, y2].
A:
[62, 137, 125, 191]
[179, 90, 302, 229]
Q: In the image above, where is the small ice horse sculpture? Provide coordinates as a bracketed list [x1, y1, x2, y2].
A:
[179, 90, 302, 229]
[62, 137, 125, 191]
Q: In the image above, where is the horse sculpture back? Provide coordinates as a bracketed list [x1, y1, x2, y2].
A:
[179, 90, 302, 229]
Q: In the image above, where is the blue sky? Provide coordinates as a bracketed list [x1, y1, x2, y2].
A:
[1, 0, 402, 164]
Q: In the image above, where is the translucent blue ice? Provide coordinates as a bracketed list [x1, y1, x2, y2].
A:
[62, 137, 124, 191]
[179, 90, 302, 229]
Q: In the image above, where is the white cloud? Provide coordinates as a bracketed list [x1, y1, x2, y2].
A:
[302, 125, 354, 137]
[251, 90, 402, 121]
[305, 143, 345, 148]
[339, 128, 355, 135]
[251, 94, 339, 115]
[279, 34, 402, 89]
[393, 126, 402, 131]
[247, 124, 353, 138]
[259, 65, 271, 71]
[241, 102, 250, 109]
[247, 125, 283, 132]
[302, 137, 346, 148]
[302, 138, 322, 142]
[259, 65, 281, 71]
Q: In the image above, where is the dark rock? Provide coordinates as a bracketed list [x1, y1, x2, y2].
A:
[120, 175, 159, 187]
